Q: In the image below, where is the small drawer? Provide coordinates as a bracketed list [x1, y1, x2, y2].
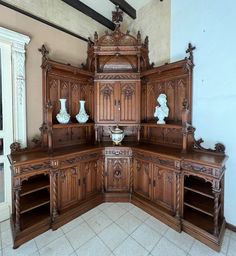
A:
[104, 147, 132, 157]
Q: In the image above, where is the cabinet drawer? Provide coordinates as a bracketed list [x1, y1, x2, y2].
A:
[104, 147, 132, 157]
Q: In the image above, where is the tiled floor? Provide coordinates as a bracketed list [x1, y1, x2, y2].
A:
[0, 203, 235, 256]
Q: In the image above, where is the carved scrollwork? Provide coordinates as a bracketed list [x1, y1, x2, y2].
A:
[100, 85, 113, 98]
[10, 142, 22, 153]
[194, 138, 226, 154]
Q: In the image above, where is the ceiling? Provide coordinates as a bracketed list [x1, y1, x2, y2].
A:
[79, 0, 153, 20]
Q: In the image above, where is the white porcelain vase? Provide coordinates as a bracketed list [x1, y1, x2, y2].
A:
[56, 99, 70, 124]
[76, 100, 89, 123]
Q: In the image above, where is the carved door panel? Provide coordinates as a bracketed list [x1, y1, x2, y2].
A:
[119, 82, 140, 123]
[96, 82, 118, 123]
[105, 157, 130, 192]
[152, 165, 176, 211]
[82, 160, 100, 198]
[133, 158, 152, 199]
[57, 166, 82, 211]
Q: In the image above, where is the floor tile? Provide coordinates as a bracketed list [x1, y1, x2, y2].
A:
[97, 203, 114, 211]
[151, 237, 187, 256]
[82, 207, 102, 221]
[144, 216, 169, 235]
[86, 211, 112, 234]
[225, 229, 232, 238]
[131, 223, 161, 252]
[61, 216, 84, 233]
[39, 236, 73, 256]
[228, 237, 236, 256]
[1, 228, 13, 249]
[113, 236, 149, 256]
[116, 203, 134, 211]
[66, 221, 95, 250]
[115, 212, 142, 234]
[75, 236, 111, 256]
[0, 220, 10, 233]
[221, 234, 230, 254]
[98, 223, 128, 251]
[164, 228, 195, 252]
[230, 230, 236, 241]
[68, 253, 77, 256]
[189, 240, 225, 256]
[102, 204, 127, 221]
[2, 239, 37, 256]
[129, 206, 150, 222]
[34, 228, 63, 249]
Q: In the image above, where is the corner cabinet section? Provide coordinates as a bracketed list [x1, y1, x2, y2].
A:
[95, 81, 141, 124]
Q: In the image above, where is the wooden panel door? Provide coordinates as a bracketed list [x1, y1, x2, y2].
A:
[82, 160, 100, 198]
[96, 82, 118, 123]
[105, 157, 130, 192]
[119, 82, 140, 123]
[152, 164, 176, 211]
[133, 158, 151, 199]
[57, 166, 82, 211]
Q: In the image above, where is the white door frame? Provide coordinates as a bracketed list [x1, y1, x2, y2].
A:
[0, 27, 30, 221]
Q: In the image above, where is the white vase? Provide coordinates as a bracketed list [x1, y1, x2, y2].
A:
[76, 100, 89, 123]
[56, 99, 70, 124]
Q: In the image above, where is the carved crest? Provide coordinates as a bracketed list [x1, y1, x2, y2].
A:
[122, 84, 135, 99]
[100, 85, 113, 98]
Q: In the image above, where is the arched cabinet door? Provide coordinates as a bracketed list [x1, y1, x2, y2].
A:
[133, 158, 152, 200]
[57, 166, 82, 211]
[152, 164, 176, 212]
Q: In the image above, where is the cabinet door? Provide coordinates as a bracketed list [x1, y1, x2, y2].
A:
[96, 82, 118, 123]
[82, 160, 100, 198]
[58, 166, 82, 211]
[152, 165, 176, 211]
[133, 158, 152, 199]
[105, 157, 130, 192]
[119, 82, 140, 123]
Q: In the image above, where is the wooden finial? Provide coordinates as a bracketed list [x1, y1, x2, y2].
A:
[38, 44, 49, 62]
[112, 6, 123, 26]
[186, 43, 196, 63]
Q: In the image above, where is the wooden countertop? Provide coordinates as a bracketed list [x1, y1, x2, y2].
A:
[8, 142, 228, 168]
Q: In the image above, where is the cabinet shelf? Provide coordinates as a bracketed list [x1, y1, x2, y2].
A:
[184, 176, 214, 199]
[53, 122, 94, 129]
[184, 191, 214, 217]
[20, 189, 50, 214]
[183, 206, 214, 234]
[21, 175, 49, 196]
[140, 122, 182, 129]
[20, 204, 50, 230]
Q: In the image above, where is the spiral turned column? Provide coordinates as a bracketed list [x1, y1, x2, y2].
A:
[175, 172, 181, 219]
[15, 187, 21, 233]
[129, 158, 134, 194]
[213, 190, 220, 236]
[51, 171, 58, 221]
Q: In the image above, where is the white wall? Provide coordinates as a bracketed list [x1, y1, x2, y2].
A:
[171, 0, 236, 225]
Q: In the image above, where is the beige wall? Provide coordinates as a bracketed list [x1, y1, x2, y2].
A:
[127, 0, 171, 66]
[0, 5, 90, 145]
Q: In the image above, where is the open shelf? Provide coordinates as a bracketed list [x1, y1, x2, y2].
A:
[140, 121, 182, 129]
[184, 190, 214, 217]
[52, 122, 94, 129]
[183, 206, 214, 234]
[20, 204, 50, 230]
[184, 176, 214, 199]
[21, 175, 49, 196]
[20, 189, 50, 214]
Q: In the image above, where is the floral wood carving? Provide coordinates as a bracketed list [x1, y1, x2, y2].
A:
[194, 138, 226, 154]
[10, 142, 21, 153]
[100, 85, 113, 98]
[38, 44, 49, 64]
[112, 6, 123, 25]
[122, 84, 135, 99]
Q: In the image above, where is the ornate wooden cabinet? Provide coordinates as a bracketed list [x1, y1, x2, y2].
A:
[9, 8, 228, 252]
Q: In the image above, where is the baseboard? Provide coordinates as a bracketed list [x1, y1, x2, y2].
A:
[226, 222, 236, 233]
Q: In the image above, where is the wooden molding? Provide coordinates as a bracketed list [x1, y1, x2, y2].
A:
[62, 0, 116, 30]
[226, 222, 236, 233]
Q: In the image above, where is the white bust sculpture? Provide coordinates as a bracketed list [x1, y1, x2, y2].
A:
[154, 94, 169, 124]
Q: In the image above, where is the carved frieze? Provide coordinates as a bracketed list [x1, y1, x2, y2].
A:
[60, 152, 99, 166]
[13, 161, 51, 175]
[96, 73, 139, 80]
